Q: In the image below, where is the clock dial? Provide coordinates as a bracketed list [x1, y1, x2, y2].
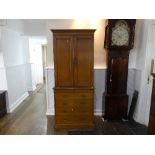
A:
[111, 20, 130, 46]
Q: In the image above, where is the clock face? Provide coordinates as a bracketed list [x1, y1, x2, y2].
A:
[111, 20, 130, 46]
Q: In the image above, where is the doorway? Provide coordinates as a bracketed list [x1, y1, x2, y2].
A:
[28, 37, 47, 91]
[42, 44, 47, 82]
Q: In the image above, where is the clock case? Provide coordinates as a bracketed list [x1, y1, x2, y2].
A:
[103, 19, 136, 120]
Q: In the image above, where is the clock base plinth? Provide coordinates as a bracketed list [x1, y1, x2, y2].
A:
[104, 93, 128, 120]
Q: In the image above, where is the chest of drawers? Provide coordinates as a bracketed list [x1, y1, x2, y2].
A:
[54, 89, 94, 129]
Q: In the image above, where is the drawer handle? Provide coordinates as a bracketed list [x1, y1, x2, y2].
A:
[71, 108, 74, 112]
[80, 102, 85, 104]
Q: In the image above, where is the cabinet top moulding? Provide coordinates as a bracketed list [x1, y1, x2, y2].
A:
[51, 29, 96, 34]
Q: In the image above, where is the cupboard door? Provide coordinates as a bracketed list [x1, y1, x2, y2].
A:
[74, 36, 93, 87]
[54, 36, 74, 87]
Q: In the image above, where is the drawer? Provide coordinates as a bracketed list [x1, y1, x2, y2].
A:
[55, 98, 93, 114]
[55, 98, 92, 106]
[56, 105, 92, 114]
[55, 114, 93, 124]
[55, 92, 93, 100]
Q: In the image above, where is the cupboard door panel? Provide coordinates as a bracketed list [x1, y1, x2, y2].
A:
[54, 36, 74, 87]
[75, 36, 93, 87]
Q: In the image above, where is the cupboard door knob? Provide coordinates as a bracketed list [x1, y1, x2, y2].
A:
[71, 108, 74, 111]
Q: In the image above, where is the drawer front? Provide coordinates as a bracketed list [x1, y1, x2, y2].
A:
[54, 91, 94, 128]
[55, 114, 93, 124]
[55, 93, 93, 100]
[55, 98, 93, 114]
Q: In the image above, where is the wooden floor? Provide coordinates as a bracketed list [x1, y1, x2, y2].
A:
[0, 85, 148, 135]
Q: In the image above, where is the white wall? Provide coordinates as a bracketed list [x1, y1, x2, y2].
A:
[1, 20, 29, 112]
[133, 19, 155, 126]
[0, 52, 7, 90]
[94, 69, 106, 115]
[29, 37, 47, 86]
[23, 19, 46, 36]
[0, 19, 49, 113]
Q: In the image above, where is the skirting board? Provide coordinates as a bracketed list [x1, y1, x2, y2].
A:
[94, 110, 103, 116]
[27, 85, 36, 91]
[46, 109, 103, 116]
[8, 92, 29, 113]
[46, 108, 55, 115]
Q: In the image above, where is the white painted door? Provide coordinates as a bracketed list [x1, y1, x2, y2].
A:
[143, 23, 155, 125]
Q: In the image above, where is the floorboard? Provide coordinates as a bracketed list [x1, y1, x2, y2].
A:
[0, 85, 148, 135]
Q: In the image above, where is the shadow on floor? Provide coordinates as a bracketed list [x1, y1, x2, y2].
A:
[68, 118, 148, 135]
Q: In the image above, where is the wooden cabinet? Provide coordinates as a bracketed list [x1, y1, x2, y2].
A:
[52, 29, 95, 129]
[0, 91, 7, 118]
[148, 74, 155, 134]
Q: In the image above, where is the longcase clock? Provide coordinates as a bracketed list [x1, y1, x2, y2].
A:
[103, 19, 136, 119]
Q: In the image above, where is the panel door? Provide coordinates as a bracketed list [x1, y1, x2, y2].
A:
[74, 36, 93, 87]
[54, 36, 74, 87]
[107, 56, 128, 94]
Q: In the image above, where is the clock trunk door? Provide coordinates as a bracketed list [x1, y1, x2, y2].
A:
[107, 52, 129, 94]
[74, 36, 93, 87]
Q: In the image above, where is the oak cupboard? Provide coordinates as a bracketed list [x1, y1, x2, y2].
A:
[52, 29, 95, 129]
